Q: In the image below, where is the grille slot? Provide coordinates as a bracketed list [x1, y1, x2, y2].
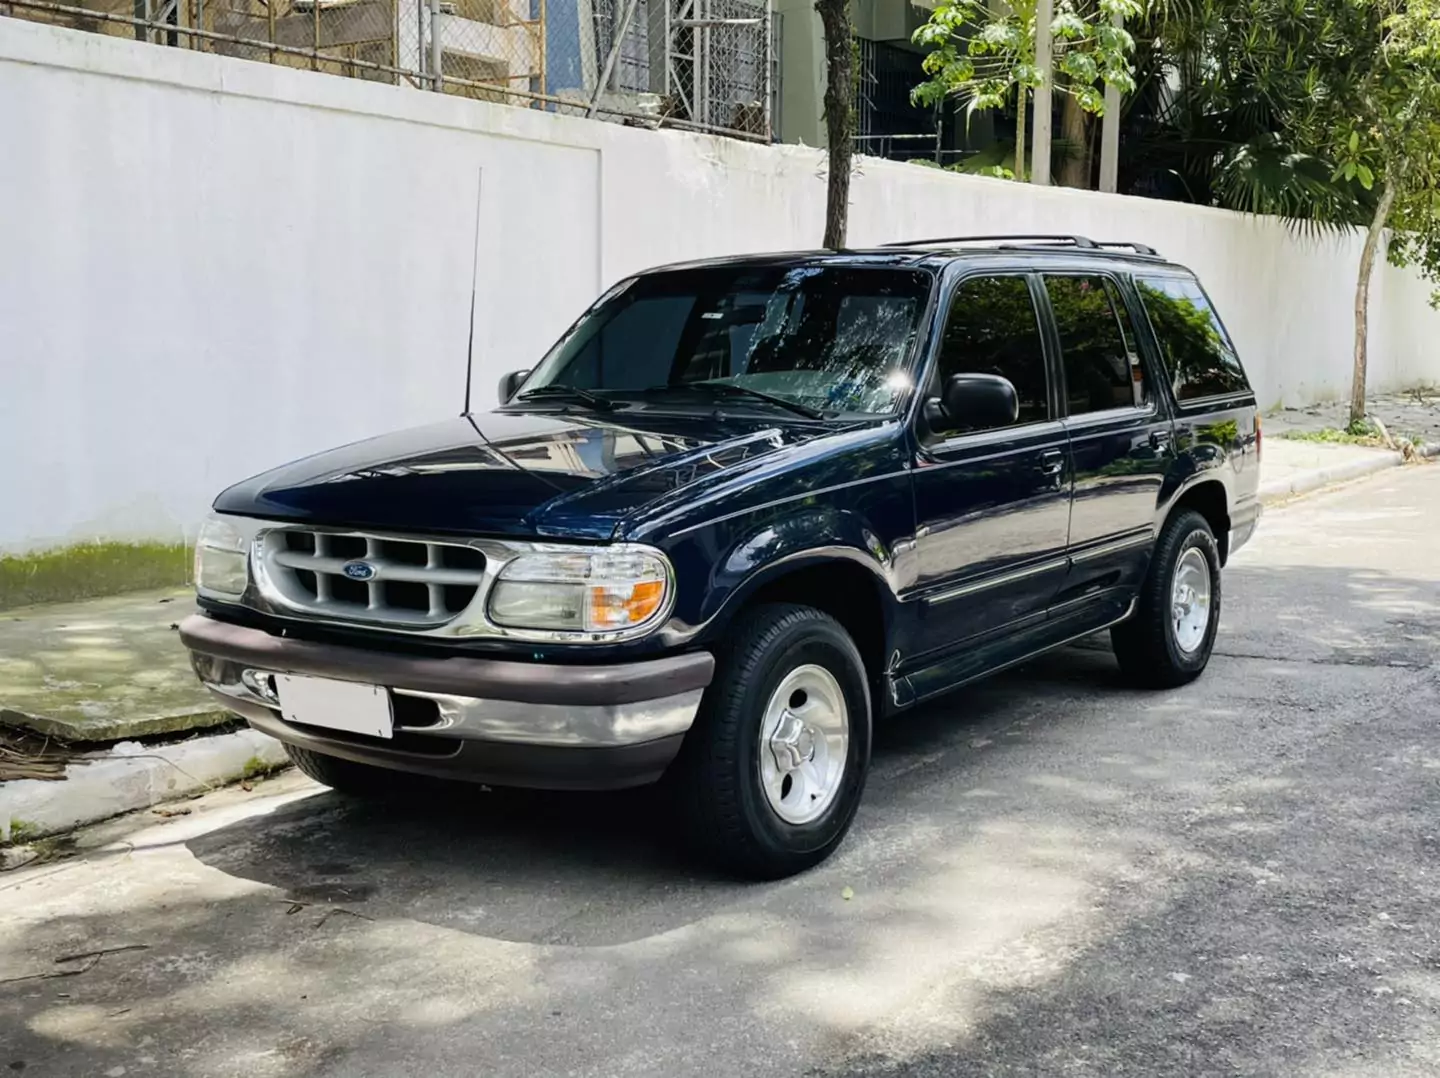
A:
[262, 529, 487, 628]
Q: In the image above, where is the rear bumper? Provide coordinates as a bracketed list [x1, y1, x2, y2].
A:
[180, 614, 714, 790]
[1229, 494, 1263, 560]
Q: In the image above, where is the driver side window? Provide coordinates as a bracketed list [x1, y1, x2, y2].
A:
[936, 276, 1051, 432]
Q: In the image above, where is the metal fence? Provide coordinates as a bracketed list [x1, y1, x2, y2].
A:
[0, 0, 773, 139]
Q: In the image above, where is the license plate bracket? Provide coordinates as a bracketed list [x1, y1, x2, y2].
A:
[275, 674, 393, 740]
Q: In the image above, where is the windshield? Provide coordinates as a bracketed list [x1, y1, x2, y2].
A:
[520, 266, 934, 416]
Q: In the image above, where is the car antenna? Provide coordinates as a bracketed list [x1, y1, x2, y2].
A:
[461, 167, 484, 416]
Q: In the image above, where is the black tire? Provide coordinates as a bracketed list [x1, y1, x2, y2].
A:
[284, 743, 403, 798]
[1112, 509, 1222, 688]
[671, 603, 872, 880]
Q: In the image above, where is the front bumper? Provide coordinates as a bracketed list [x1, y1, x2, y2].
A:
[179, 615, 714, 790]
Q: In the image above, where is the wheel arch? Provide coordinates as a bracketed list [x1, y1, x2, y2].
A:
[1159, 477, 1233, 564]
[702, 547, 894, 692]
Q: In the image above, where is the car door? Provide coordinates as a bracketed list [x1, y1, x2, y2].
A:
[907, 272, 1074, 662]
[1038, 271, 1177, 608]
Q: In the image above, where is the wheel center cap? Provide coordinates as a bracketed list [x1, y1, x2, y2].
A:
[769, 712, 816, 773]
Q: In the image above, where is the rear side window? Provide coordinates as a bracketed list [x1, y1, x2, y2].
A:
[1136, 276, 1250, 402]
[937, 275, 1050, 429]
[1044, 275, 1147, 416]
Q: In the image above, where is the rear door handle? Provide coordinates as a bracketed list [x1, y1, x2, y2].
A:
[1039, 449, 1066, 475]
[1150, 430, 1172, 451]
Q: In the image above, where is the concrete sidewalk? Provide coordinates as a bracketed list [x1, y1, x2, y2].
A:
[1257, 437, 1405, 503]
[0, 588, 223, 743]
[0, 436, 1427, 842]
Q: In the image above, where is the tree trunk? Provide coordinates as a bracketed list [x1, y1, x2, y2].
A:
[1351, 180, 1398, 428]
[816, 0, 854, 249]
[1058, 94, 1089, 188]
[1014, 88, 1027, 182]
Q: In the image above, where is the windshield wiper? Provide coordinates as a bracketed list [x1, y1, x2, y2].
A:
[515, 384, 617, 411]
[653, 382, 830, 420]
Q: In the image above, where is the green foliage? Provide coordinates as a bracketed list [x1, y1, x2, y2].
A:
[4, 819, 38, 846]
[1275, 426, 1385, 446]
[911, 0, 1142, 126]
[1115, 0, 1376, 220]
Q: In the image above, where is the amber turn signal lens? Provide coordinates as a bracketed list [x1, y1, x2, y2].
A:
[590, 579, 667, 629]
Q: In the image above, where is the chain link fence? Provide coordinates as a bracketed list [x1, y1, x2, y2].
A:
[1, 0, 772, 139]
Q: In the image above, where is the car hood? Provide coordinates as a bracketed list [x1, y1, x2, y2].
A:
[212, 409, 817, 540]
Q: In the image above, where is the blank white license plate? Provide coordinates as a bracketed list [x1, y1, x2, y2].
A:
[275, 675, 393, 740]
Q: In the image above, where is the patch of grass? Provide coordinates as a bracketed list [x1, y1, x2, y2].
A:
[1275, 426, 1385, 447]
[0, 540, 190, 611]
[4, 818, 39, 846]
[240, 755, 284, 781]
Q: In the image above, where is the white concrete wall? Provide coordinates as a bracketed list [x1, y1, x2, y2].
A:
[2, 17, 1438, 553]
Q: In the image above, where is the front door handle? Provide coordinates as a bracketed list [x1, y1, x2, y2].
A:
[1038, 450, 1066, 487]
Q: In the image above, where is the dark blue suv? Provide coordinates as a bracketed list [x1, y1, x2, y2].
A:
[182, 235, 1262, 878]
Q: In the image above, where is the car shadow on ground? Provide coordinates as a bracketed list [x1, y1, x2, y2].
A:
[183, 647, 1121, 948]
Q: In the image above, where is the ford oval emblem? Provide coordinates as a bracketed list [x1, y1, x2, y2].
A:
[342, 561, 377, 581]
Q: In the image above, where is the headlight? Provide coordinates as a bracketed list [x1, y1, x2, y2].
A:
[194, 514, 251, 598]
[486, 546, 672, 637]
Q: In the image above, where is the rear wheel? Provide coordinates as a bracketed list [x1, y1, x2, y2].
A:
[284, 743, 402, 798]
[672, 603, 872, 879]
[1112, 509, 1222, 688]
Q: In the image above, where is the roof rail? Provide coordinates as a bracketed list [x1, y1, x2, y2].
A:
[882, 234, 1099, 249]
[882, 234, 1163, 257]
[1096, 240, 1159, 256]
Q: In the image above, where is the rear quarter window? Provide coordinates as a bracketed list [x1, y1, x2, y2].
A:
[1135, 276, 1250, 403]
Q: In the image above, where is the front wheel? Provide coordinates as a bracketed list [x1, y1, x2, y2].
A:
[284, 743, 404, 798]
[1112, 509, 1222, 688]
[672, 603, 872, 879]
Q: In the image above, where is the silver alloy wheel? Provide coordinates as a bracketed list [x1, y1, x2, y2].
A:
[1171, 547, 1212, 654]
[758, 664, 850, 826]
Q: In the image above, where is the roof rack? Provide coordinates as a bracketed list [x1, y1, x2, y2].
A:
[881, 234, 1161, 257]
[1095, 240, 1158, 256]
[883, 234, 1099, 249]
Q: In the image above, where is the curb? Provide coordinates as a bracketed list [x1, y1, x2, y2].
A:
[1, 728, 289, 843]
[1259, 450, 1405, 505]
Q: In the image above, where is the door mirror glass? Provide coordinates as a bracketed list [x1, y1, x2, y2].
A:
[498, 369, 530, 404]
[930, 373, 1019, 433]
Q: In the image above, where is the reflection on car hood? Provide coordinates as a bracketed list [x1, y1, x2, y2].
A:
[212, 409, 816, 540]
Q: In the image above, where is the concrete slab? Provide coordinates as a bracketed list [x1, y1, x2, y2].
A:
[0, 588, 225, 742]
[1258, 437, 1404, 503]
[1266, 389, 1440, 445]
[0, 727, 288, 842]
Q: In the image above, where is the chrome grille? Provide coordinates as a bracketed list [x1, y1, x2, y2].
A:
[259, 528, 487, 628]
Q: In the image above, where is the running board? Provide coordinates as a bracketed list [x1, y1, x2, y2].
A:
[890, 594, 1138, 709]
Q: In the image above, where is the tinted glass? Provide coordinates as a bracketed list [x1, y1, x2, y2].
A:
[525, 267, 934, 415]
[554, 294, 695, 391]
[1045, 275, 1147, 415]
[936, 275, 1049, 430]
[1136, 276, 1250, 402]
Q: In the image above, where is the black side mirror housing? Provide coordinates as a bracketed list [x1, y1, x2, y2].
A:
[498, 369, 530, 404]
[925, 373, 1020, 434]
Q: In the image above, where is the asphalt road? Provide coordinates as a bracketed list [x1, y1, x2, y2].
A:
[4, 465, 1439, 1078]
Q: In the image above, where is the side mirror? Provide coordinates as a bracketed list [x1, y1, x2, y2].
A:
[497, 369, 530, 404]
[926, 373, 1019, 434]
